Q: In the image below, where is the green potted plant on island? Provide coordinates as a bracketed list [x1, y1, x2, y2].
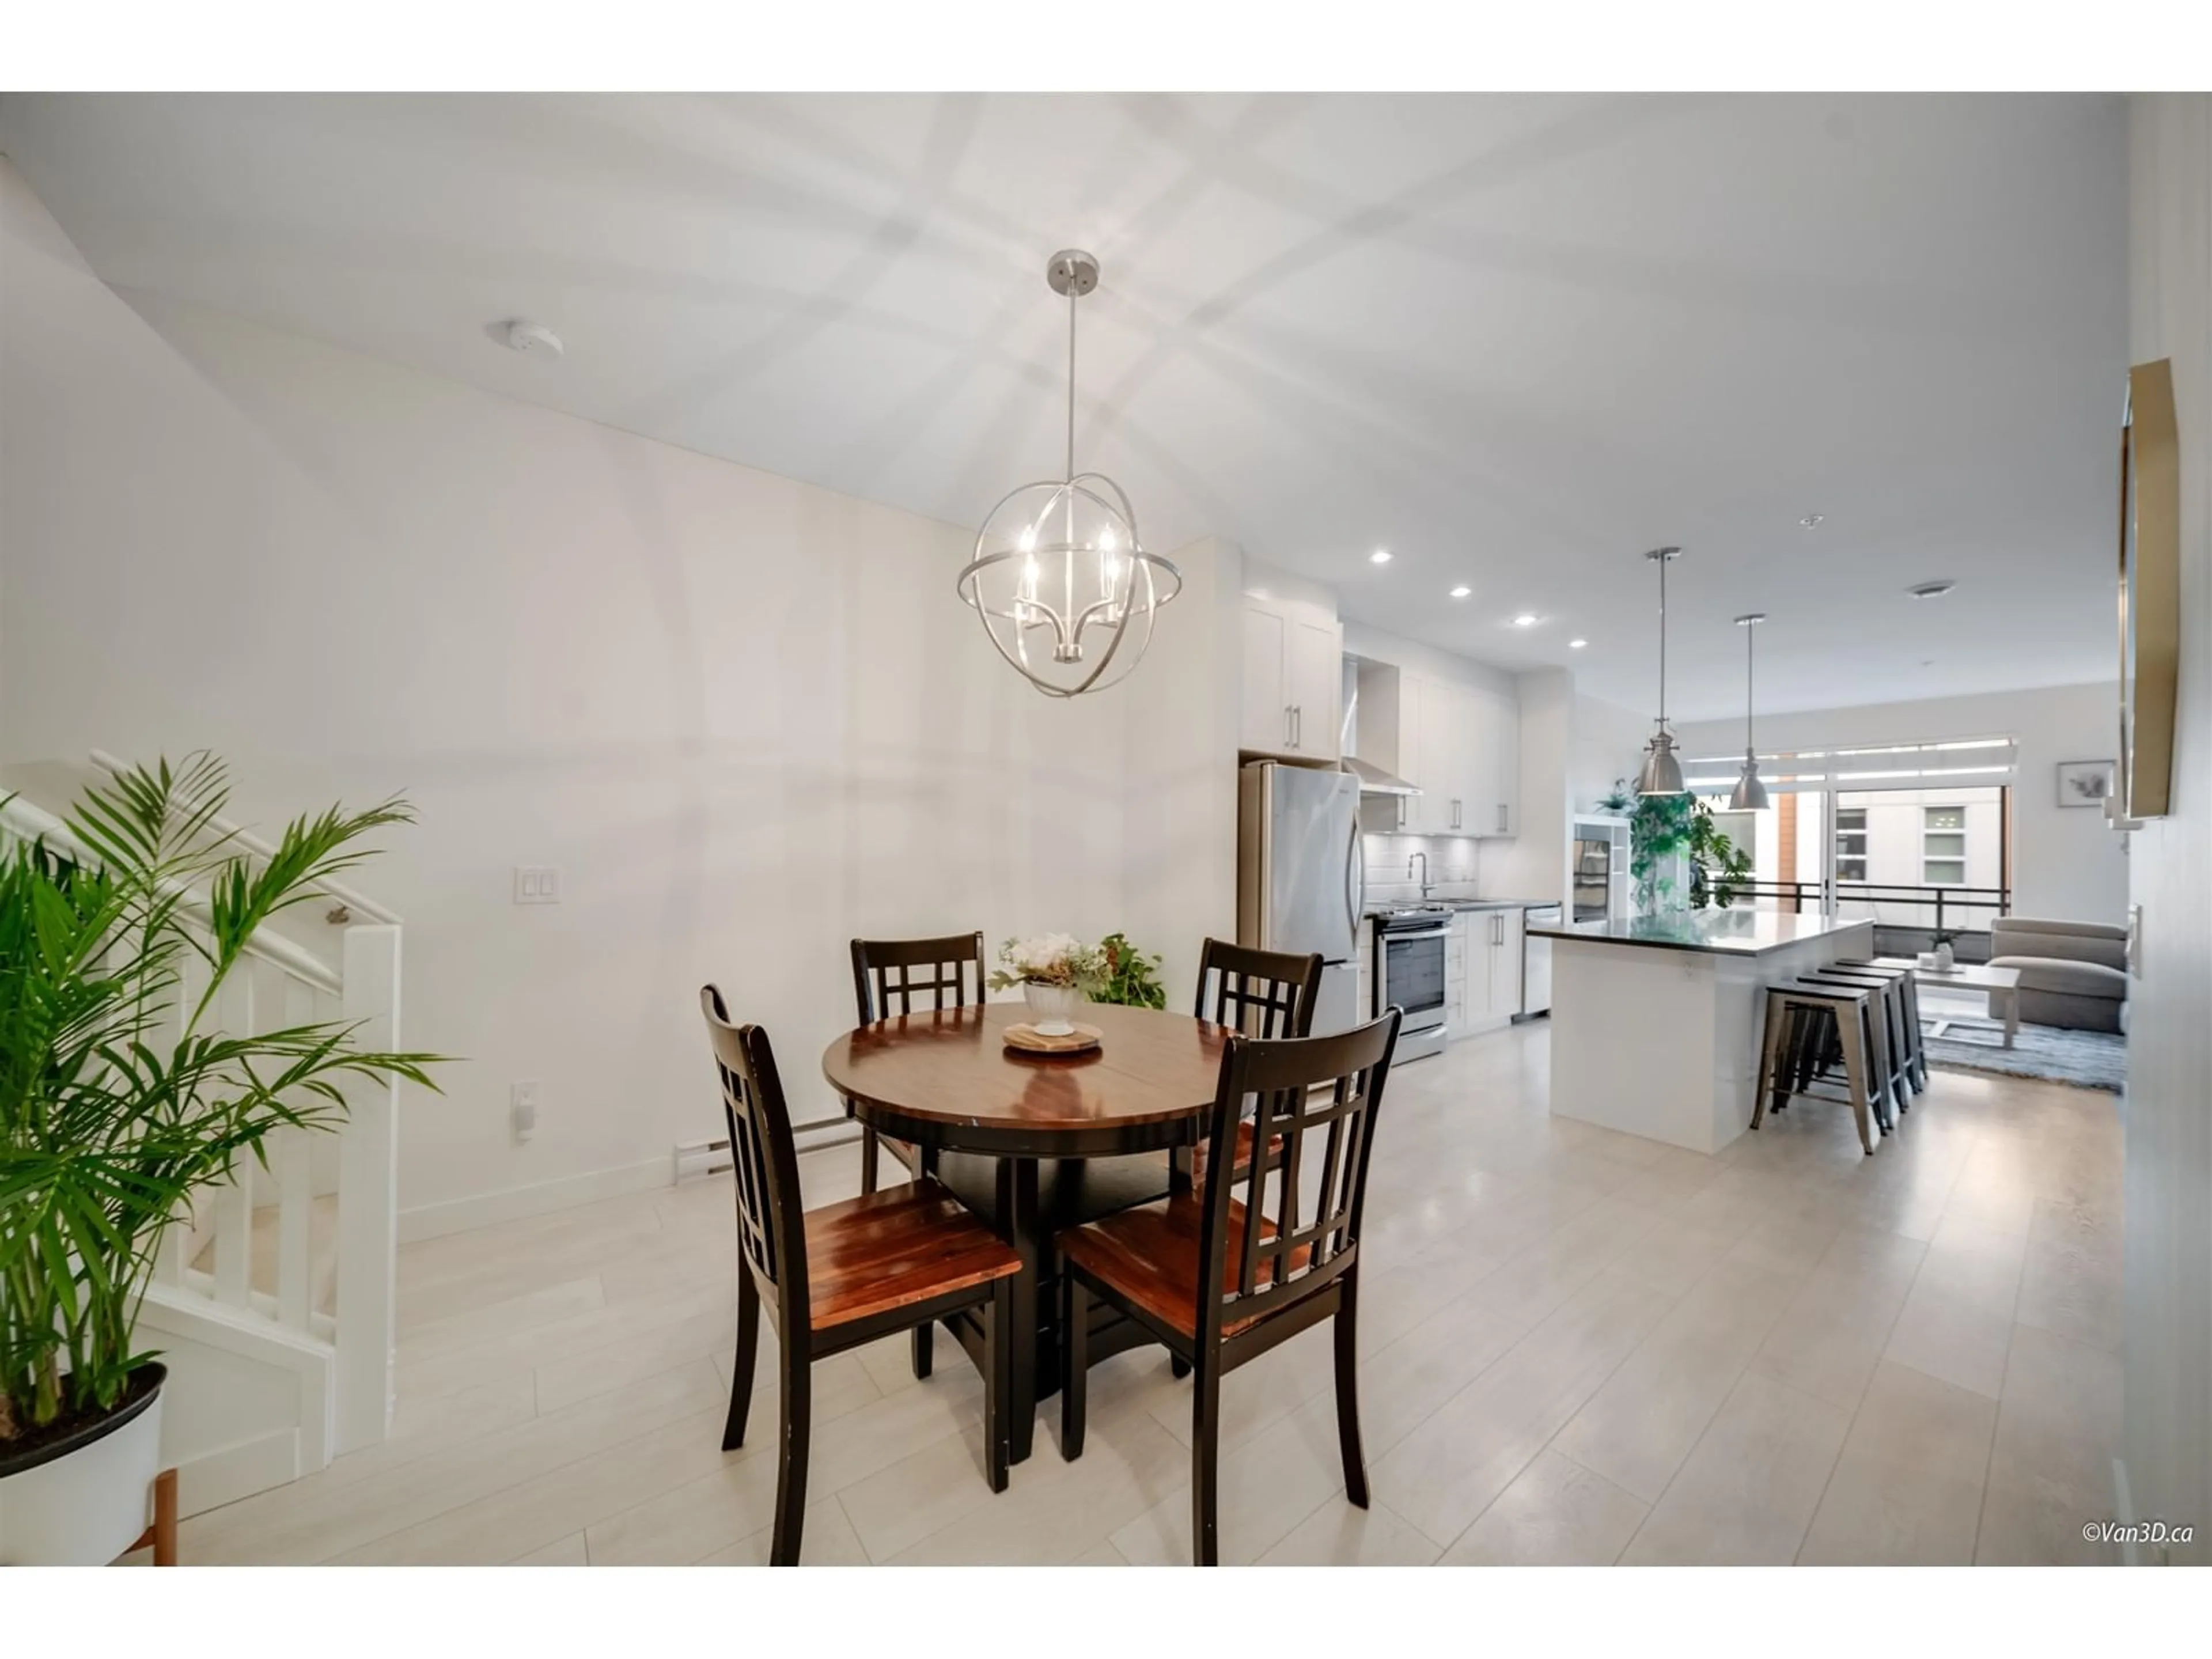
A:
[1629, 791, 1752, 915]
[0, 755, 442, 1565]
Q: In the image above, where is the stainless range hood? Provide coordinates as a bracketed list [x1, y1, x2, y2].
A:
[1338, 753, 1420, 797]
[1339, 672, 1421, 797]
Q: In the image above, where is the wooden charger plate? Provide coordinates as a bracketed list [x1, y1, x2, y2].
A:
[1003, 1021, 1104, 1055]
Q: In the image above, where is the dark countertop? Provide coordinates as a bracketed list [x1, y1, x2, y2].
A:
[1361, 897, 1555, 919]
[1526, 910, 1874, 957]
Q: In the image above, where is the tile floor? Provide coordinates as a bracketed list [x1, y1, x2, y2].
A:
[176, 1020, 2126, 1566]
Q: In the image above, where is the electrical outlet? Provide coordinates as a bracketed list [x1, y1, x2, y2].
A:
[510, 1080, 540, 1142]
[513, 866, 561, 904]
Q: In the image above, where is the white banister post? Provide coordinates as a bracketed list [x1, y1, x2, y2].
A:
[334, 923, 403, 1455]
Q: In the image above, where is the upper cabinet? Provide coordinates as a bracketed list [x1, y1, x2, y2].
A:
[1372, 668, 1518, 838]
[1239, 593, 1342, 761]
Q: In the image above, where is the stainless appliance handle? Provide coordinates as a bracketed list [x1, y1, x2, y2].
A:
[1387, 926, 1450, 942]
[1343, 815, 1362, 938]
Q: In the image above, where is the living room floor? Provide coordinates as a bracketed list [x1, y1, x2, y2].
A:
[173, 1022, 2125, 1566]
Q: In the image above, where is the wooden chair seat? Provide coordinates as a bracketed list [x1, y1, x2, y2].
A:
[1187, 1120, 1283, 1187]
[804, 1179, 1021, 1332]
[1059, 1193, 1313, 1340]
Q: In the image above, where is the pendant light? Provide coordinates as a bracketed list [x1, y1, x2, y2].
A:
[1729, 613, 1771, 810]
[1635, 546, 1687, 796]
[957, 250, 1181, 698]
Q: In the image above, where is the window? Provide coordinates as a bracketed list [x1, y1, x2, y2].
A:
[1835, 807, 1868, 882]
[1923, 806, 1967, 885]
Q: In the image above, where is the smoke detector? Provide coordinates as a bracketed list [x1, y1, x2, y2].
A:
[502, 319, 565, 359]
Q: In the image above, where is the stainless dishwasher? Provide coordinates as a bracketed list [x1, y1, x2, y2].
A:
[1518, 905, 1560, 1018]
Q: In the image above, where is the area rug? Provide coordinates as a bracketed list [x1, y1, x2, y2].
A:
[1922, 1014, 2126, 1093]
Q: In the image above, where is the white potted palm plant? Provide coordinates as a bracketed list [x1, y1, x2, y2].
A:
[0, 755, 440, 1565]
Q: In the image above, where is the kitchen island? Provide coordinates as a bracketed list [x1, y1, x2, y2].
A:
[1525, 909, 1874, 1154]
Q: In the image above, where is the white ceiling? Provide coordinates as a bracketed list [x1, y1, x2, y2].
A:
[0, 92, 2128, 719]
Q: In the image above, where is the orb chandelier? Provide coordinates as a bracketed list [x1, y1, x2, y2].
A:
[957, 250, 1180, 698]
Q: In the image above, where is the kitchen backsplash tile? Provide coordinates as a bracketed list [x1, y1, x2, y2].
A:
[1363, 832, 1482, 904]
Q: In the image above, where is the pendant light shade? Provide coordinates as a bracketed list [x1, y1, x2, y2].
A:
[1729, 612, 1771, 810]
[957, 251, 1181, 698]
[1637, 547, 1687, 796]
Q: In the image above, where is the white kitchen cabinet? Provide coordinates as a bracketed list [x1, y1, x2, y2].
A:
[1478, 906, 1525, 1021]
[1445, 912, 1471, 1035]
[1239, 594, 1341, 760]
[1443, 907, 1525, 1039]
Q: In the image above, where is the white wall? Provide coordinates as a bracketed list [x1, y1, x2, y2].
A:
[2123, 91, 2212, 1568]
[0, 159, 1171, 1230]
[1571, 691, 1648, 815]
[1675, 683, 2129, 925]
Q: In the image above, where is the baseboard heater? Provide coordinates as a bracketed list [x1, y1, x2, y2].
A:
[673, 1115, 860, 1183]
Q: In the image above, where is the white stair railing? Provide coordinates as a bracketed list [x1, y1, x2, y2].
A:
[1, 760, 406, 1463]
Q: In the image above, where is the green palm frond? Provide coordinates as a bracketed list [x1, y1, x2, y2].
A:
[2, 756, 447, 1430]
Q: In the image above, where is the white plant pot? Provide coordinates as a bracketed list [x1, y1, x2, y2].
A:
[0, 1363, 165, 1565]
[1022, 980, 1082, 1037]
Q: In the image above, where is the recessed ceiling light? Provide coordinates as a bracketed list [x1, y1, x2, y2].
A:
[1449, 585, 1472, 599]
[1512, 613, 1539, 628]
[1907, 580, 1957, 599]
[1370, 549, 1392, 565]
[1568, 638, 1588, 650]
[1800, 514, 1824, 528]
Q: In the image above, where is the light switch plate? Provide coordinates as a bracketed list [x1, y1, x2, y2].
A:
[513, 866, 560, 904]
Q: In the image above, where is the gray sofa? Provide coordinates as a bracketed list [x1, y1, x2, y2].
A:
[1988, 918, 2129, 1034]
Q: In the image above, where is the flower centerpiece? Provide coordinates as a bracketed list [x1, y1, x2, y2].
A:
[988, 933, 1104, 1036]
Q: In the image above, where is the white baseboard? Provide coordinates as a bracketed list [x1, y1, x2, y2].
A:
[397, 1157, 672, 1244]
[176, 1427, 301, 1520]
[398, 1130, 864, 1245]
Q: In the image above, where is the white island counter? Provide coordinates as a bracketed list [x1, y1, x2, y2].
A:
[1526, 909, 1875, 1154]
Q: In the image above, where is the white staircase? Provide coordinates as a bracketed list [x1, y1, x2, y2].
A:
[0, 752, 408, 1515]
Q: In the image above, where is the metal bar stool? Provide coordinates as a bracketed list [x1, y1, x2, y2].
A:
[1754, 981, 1882, 1154]
[1799, 968, 1912, 1129]
[1835, 959, 1928, 1092]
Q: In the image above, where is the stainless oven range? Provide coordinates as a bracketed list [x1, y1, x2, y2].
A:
[1373, 906, 1451, 1063]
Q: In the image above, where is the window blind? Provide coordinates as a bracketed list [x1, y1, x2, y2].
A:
[1679, 737, 2017, 794]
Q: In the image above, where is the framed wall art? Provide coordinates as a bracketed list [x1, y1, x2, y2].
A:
[2057, 759, 2117, 808]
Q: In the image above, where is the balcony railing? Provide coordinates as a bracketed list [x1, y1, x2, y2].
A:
[1727, 878, 2012, 938]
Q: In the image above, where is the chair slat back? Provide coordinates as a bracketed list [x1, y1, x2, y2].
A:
[699, 987, 809, 1330]
[851, 932, 987, 1025]
[1193, 938, 1324, 1039]
[1197, 1009, 1402, 1343]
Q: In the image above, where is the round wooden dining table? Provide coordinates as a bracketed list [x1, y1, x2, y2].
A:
[821, 999, 1230, 1462]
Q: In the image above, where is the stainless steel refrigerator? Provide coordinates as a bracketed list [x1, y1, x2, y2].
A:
[1236, 762, 1363, 1037]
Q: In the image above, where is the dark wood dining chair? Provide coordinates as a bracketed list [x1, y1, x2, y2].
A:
[700, 986, 1019, 1565]
[849, 932, 987, 1196]
[1056, 1007, 1403, 1565]
[1188, 937, 1324, 1187]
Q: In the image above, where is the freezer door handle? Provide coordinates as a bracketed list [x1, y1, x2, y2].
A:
[1343, 813, 1361, 937]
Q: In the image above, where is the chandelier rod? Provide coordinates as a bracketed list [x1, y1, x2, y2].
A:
[1066, 280, 1077, 485]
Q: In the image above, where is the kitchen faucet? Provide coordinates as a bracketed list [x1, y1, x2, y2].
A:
[1407, 851, 1431, 899]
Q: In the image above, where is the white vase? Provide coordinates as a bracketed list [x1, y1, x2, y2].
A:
[0, 1362, 165, 1565]
[1023, 980, 1082, 1036]
[1934, 942, 1955, 972]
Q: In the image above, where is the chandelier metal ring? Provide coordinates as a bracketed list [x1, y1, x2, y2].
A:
[957, 251, 1180, 698]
